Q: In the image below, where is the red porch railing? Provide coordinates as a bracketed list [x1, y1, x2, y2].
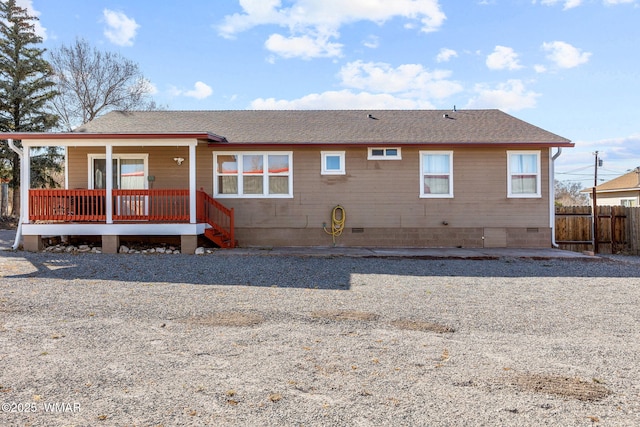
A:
[29, 189, 107, 221]
[29, 189, 191, 222]
[27, 188, 237, 248]
[112, 189, 190, 221]
[197, 189, 236, 247]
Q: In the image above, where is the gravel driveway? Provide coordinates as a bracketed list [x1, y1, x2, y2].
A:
[1, 249, 639, 426]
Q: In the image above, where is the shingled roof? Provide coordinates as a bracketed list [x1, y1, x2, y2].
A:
[74, 109, 572, 147]
[594, 168, 640, 192]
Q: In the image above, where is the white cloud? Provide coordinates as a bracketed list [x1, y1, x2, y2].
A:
[15, 0, 47, 40]
[184, 82, 213, 99]
[265, 32, 343, 59]
[363, 35, 380, 49]
[139, 79, 158, 95]
[103, 9, 139, 46]
[251, 58, 464, 110]
[170, 82, 213, 99]
[466, 79, 540, 112]
[590, 134, 640, 162]
[534, 64, 547, 73]
[250, 89, 434, 109]
[603, 0, 635, 4]
[537, 0, 637, 6]
[537, 0, 583, 9]
[557, 134, 640, 180]
[436, 48, 457, 63]
[339, 60, 463, 100]
[217, 0, 446, 59]
[486, 46, 523, 70]
[542, 41, 591, 68]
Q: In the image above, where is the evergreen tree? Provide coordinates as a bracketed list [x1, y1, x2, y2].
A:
[0, 0, 59, 215]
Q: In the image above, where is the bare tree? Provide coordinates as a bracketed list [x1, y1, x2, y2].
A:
[555, 180, 589, 207]
[49, 38, 155, 130]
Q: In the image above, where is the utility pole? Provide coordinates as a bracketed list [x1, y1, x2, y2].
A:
[594, 151, 599, 187]
[592, 151, 599, 254]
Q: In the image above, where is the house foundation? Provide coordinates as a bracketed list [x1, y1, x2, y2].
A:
[181, 234, 198, 254]
[23, 235, 43, 252]
[102, 235, 120, 254]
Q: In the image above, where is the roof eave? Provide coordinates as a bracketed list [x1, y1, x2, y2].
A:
[207, 141, 574, 148]
[592, 187, 640, 193]
[0, 132, 227, 143]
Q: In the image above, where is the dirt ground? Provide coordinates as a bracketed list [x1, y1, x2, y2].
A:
[1, 250, 639, 426]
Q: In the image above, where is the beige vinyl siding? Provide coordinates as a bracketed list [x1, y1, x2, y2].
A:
[595, 191, 640, 206]
[213, 146, 551, 231]
[66, 144, 551, 247]
[68, 146, 194, 189]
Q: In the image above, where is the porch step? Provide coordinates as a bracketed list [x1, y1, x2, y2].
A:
[204, 228, 238, 249]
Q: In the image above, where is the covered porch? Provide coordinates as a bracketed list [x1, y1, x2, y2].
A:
[24, 188, 235, 253]
[3, 132, 236, 253]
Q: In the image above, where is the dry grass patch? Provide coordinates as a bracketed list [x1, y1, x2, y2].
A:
[311, 310, 379, 322]
[391, 319, 455, 333]
[508, 373, 613, 402]
[184, 311, 264, 327]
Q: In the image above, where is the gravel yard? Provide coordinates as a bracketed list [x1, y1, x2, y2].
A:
[1, 248, 639, 426]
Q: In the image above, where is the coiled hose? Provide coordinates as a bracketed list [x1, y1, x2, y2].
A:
[323, 205, 345, 245]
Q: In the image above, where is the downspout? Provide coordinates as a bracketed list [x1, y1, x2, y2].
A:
[550, 147, 563, 248]
[7, 139, 23, 250]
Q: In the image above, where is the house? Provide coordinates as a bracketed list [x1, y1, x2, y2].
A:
[1, 109, 573, 253]
[584, 167, 640, 207]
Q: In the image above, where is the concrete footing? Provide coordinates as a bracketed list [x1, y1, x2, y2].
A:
[181, 235, 198, 254]
[23, 235, 43, 252]
[102, 235, 120, 254]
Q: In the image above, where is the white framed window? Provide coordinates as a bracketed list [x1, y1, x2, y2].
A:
[621, 199, 637, 207]
[321, 151, 345, 175]
[420, 151, 453, 198]
[507, 151, 541, 198]
[368, 147, 402, 160]
[214, 152, 293, 198]
[88, 154, 148, 190]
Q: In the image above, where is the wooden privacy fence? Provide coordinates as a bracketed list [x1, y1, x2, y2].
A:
[555, 206, 640, 254]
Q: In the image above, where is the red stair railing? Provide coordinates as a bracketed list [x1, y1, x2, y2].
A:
[196, 189, 236, 247]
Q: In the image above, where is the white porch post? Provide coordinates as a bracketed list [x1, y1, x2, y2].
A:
[189, 142, 197, 224]
[105, 144, 113, 224]
[21, 145, 30, 224]
[64, 146, 69, 189]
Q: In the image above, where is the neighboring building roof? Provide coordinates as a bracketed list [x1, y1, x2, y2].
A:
[70, 109, 573, 147]
[592, 168, 640, 193]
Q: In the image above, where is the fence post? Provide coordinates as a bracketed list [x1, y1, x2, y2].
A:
[0, 182, 7, 216]
[592, 188, 598, 254]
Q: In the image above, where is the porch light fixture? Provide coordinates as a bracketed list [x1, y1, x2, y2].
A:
[173, 157, 185, 165]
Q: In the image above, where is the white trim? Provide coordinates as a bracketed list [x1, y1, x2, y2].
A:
[22, 147, 31, 224]
[64, 146, 69, 189]
[507, 150, 541, 198]
[419, 150, 454, 198]
[321, 151, 345, 175]
[591, 188, 640, 194]
[105, 145, 113, 224]
[22, 222, 208, 236]
[189, 143, 197, 224]
[21, 138, 199, 148]
[88, 153, 149, 189]
[367, 147, 402, 160]
[213, 151, 294, 198]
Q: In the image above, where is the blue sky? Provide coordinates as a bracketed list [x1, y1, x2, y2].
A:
[19, 0, 640, 188]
